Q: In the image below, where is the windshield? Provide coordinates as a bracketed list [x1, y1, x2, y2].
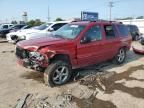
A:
[21, 25, 31, 29]
[53, 24, 85, 39]
[35, 23, 51, 30]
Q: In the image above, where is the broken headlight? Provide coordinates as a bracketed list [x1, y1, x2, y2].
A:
[29, 52, 44, 61]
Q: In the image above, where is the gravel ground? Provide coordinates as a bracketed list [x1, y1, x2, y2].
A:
[0, 40, 144, 108]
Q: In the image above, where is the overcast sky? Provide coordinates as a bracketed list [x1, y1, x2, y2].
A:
[0, 0, 143, 23]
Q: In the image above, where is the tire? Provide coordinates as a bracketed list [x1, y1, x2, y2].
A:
[44, 60, 72, 87]
[114, 48, 126, 64]
[135, 35, 139, 41]
[140, 38, 144, 45]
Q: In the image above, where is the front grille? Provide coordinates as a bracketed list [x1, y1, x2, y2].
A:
[16, 46, 29, 59]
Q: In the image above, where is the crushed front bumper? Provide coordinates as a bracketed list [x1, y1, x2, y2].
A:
[16, 46, 49, 71]
[17, 58, 48, 72]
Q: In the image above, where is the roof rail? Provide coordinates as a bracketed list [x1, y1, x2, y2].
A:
[110, 21, 120, 23]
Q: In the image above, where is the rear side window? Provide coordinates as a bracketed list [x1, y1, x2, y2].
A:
[117, 25, 129, 37]
[52, 23, 67, 31]
[104, 25, 115, 39]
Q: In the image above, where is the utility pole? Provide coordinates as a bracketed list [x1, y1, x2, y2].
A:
[108, 1, 114, 21]
[48, 6, 50, 22]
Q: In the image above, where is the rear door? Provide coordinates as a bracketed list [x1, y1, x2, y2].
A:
[77, 24, 106, 67]
[102, 24, 120, 59]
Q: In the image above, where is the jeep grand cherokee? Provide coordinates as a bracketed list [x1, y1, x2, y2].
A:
[16, 21, 132, 87]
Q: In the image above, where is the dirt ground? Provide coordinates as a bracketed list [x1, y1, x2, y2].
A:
[0, 40, 144, 108]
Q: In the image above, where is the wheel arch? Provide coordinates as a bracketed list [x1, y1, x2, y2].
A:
[49, 54, 71, 65]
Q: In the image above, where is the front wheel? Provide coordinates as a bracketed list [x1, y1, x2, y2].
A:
[114, 48, 126, 64]
[44, 61, 72, 87]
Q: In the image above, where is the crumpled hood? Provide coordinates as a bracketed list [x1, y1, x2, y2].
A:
[17, 35, 70, 49]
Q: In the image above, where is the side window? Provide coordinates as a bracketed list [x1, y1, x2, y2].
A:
[9, 25, 13, 28]
[3, 25, 8, 29]
[104, 25, 115, 39]
[52, 23, 67, 31]
[85, 25, 102, 42]
[117, 25, 129, 37]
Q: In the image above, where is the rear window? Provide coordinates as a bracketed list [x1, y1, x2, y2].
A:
[117, 25, 129, 37]
[127, 25, 139, 32]
[36, 24, 48, 30]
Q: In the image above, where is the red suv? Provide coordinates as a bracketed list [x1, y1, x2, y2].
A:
[16, 21, 132, 86]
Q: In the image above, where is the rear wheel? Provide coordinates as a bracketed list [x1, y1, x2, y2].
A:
[135, 35, 139, 41]
[44, 61, 72, 87]
[114, 48, 126, 64]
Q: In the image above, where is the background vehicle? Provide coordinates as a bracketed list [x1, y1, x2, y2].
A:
[7, 21, 70, 43]
[140, 34, 144, 45]
[9, 24, 30, 32]
[0, 24, 13, 37]
[0, 24, 26, 38]
[127, 24, 140, 41]
[6, 25, 43, 43]
[25, 21, 71, 40]
[16, 21, 132, 87]
[0, 24, 13, 30]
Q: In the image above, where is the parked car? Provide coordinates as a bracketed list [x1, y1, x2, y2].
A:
[24, 21, 71, 40]
[0, 24, 13, 37]
[127, 24, 140, 41]
[6, 25, 43, 43]
[7, 21, 70, 43]
[15, 21, 132, 86]
[9, 24, 30, 33]
[140, 34, 144, 45]
[0, 24, 26, 38]
[0, 23, 13, 30]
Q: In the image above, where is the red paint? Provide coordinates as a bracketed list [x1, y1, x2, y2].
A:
[16, 21, 132, 70]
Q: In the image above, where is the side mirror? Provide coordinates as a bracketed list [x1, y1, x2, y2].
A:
[80, 36, 91, 44]
[48, 28, 54, 32]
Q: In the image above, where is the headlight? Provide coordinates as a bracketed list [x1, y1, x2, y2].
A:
[29, 52, 44, 61]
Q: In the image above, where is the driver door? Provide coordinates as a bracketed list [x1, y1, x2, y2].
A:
[77, 24, 105, 67]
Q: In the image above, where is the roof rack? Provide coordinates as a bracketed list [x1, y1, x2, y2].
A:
[90, 20, 123, 24]
[71, 20, 123, 24]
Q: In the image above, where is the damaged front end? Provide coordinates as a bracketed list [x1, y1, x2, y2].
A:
[16, 46, 49, 72]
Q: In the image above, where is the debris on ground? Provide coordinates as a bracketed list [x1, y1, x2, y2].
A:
[15, 94, 33, 108]
[73, 62, 111, 82]
[15, 92, 77, 108]
[79, 71, 115, 91]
